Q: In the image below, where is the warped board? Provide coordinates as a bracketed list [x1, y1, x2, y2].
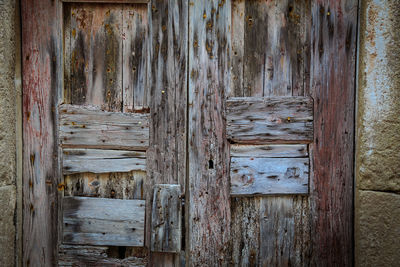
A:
[63, 148, 146, 174]
[231, 157, 309, 196]
[59, 105, 149, 150]
[226, 97, 313, 144]
[63, 197, 145, 246]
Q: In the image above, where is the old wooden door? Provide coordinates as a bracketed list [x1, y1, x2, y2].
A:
[22, 0, 357, 266]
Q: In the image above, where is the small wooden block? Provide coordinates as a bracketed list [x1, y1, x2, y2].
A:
[63, 197, 145, 246]
[151, 184, 182, 253]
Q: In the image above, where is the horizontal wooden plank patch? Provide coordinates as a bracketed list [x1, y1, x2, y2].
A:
[230, 157, 309, 196]
[226, 97, 313, 144]
[63, 148, 146, 174]
[59, 105, 149, 150]
[63, 197, 145, 246]
[230, 144, 308, 158]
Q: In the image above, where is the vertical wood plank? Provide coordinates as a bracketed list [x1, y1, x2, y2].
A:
[69, 4, 123, 111]
[309, 0, 357, 265]
[231, 197, 260, 266]
[21, 0, 62, 265]
[259, 196, 311, 266]
[122, 4, 149, 112]
[229, 0, 245, 97]
[147, 0, 188, 265]
[188, 0, 231, 265]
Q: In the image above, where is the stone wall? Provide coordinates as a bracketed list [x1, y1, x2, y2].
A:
[356, 0, 400, 266]
[0, 0, 17, 266]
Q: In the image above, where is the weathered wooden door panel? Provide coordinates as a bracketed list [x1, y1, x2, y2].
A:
[22, 0, 356, 266]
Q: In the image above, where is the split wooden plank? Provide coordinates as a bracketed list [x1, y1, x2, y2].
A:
[230, 157, 309, 196]
[68, 4, 123, 111]
[231, 144, 308, 158]
[188, 0, 231, 265]
[63, 197, 145, 246]
[226, 97, 313, 144]
[151, 184, 182, 253]
[309, 0, 357, 265]
[59, 245, 148, 266]
[122, 4, 149, 112]
[65, 171, 146, 199]
[22, 0, 63, 265]
[63, 148, 146, 174]
[59, 104, 149, 150]
[259, 196, 311, 266]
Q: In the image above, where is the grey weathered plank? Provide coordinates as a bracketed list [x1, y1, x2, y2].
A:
[231, 197, 260, 266]
[59, 245, 147, 266]
[188, 0, 231, 265]
[65, 171, 146, 199]
[68, 4, 123, 111]
[63, 148, 146, 174]
[231, 144, 308, 158]
[231, 157, 309, 196]
[59, 104, 149, 150]
[151, 184, 182, 253]
[63, 197, 145, 246]
[259, 196, 311, 266]
[122, 4, 149, 112]
[146, 0, 188, 265]
[226, 97, 313, 144]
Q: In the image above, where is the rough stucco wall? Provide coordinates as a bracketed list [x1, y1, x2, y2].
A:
[356, 0, 400, 266]
[0, 0, 16, 266]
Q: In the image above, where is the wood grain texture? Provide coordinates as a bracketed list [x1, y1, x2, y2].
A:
[188, 0, 231, 265]
[62, 148, 146, 174]
[122, 4, 149, 112]
[309, 0, 357, 265]
[65, 171, 146, 199]
[230, 144, 308, 158]
[67, 4, 123, 111]
[231, 197, 260, 266]
[21, 0, 62, 265]
[59, 245, 147, 266]
[147, 0, 188, 265]
[226, 97, 313, 144]
[259, 196, 311, 266]
[228, 0, 311, 97]
[151, 184, 182, 253]
[59, 104, 149, 150]
[231, 157, 309, 196]
[63, 197, 145, 246]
